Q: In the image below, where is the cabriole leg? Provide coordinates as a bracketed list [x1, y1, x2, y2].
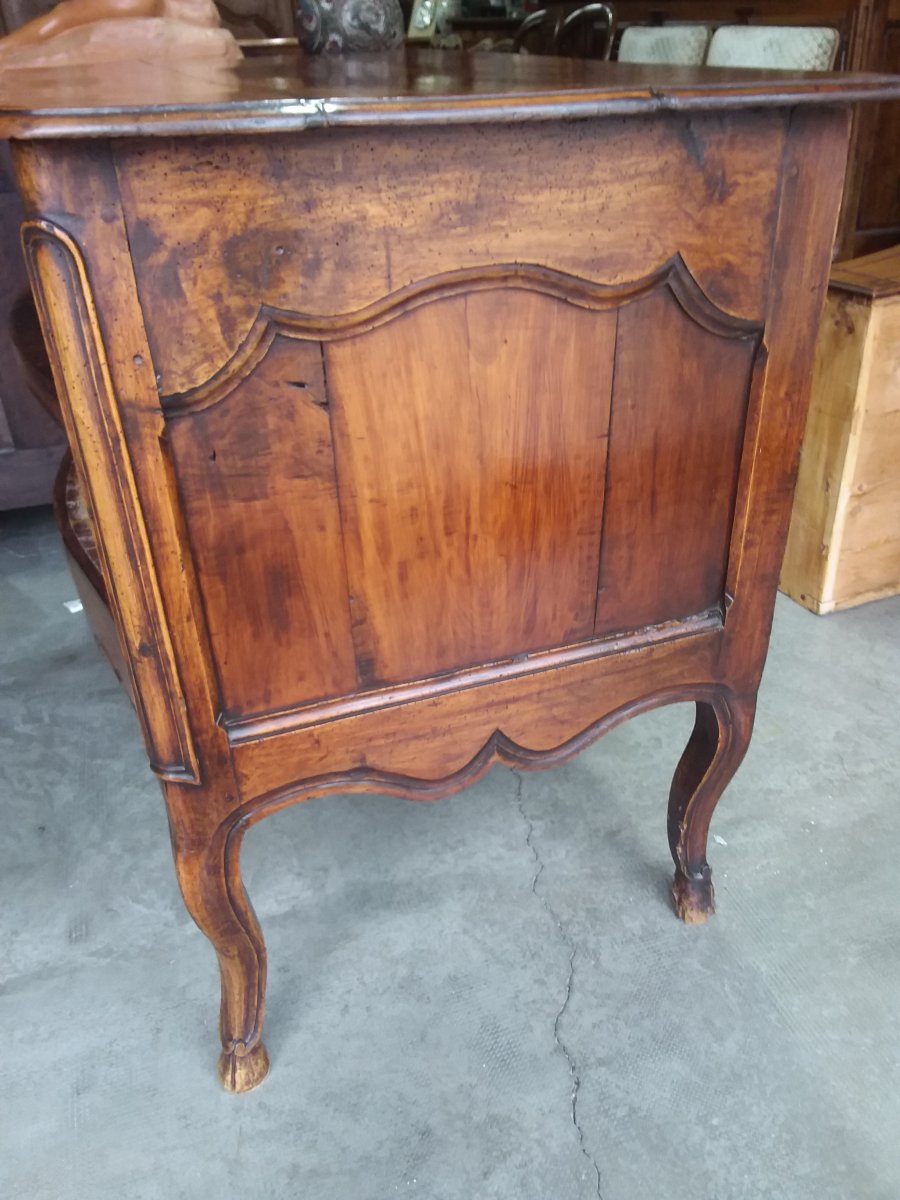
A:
[667, 693, 756, 924]
[168, 800, 269, 1092]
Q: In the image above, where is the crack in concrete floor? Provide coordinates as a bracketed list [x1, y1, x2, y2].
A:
[515, 772, 604, 1200]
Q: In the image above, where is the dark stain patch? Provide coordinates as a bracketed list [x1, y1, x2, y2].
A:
[153, 253, 190, 310]
[301, 246, 324, 282]
[356, 655, 377, 688]
[834, 298, 857, 336]
[675, 117, 738, 205]
[263, 562, 294, 642]
[223, 228, 299, 297]
[701, 260, 745, 314]
[128, 218, 165, 263]
[676, 116, 708, 172]
[207, 285, 240, 357]
[704, 169, 738, 205]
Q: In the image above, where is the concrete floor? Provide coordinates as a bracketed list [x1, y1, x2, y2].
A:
[1, 506, 899, 1200]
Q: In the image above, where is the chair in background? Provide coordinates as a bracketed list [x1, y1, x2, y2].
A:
[512, 2, 615, 58]
[706, 25, 841, 71]
[617, 23, 710, 66]
[556, 3, 616, 59]
[511, 9, 551, 54]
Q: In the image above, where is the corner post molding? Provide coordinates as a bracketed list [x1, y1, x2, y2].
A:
[13, 139, 229, 790]
[23, 216, 199, 782]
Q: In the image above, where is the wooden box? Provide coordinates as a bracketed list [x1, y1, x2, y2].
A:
[781, 245, 900, 613]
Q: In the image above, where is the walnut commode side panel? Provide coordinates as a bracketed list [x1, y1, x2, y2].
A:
[10, 82, 856, 1092]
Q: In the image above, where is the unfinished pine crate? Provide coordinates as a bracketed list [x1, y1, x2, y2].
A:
[781, 245, 900, 614]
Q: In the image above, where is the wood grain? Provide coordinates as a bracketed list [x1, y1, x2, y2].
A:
[781, 245, 900, 613]
[168, 335, 358, 716]
[720, 106, 852, 690]
[851, 16, 900, 250]
[328, 287, 614, 685]
[231, 629, 726, 800]
[595, 285, 759, 635]
[833, 298, 900, 606]
[609, 0, 900, 259]
[22, 217, 201, 782]
[116, 113, 788, 395]
[779, 293, 871, 612]
[0, 49, 898, 140]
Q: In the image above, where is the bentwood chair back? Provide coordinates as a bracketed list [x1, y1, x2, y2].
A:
[556, 3, 616, 59]
[512, 2, 615, 58]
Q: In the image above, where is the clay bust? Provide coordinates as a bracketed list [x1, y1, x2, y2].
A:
[0, 0, 241, 68]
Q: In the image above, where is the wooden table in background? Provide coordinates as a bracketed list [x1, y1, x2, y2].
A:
[3, 50, 898, 1091]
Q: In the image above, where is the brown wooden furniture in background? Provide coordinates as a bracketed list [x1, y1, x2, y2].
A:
[0, 143, 65, 508]
[0, 0, 290, 508]
[781, 244, 900, 614]
[3, 51, 898, 1092]
[608, 0, 900, 260]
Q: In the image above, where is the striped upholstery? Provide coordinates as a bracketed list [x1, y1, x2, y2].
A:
[706, 25, 840, 71]
[618, 24, 711, 66]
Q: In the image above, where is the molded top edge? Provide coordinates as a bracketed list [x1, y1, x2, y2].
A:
[0, 48, 898, 138]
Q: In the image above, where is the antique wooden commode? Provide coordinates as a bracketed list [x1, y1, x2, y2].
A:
[2, 51, 898, 1091]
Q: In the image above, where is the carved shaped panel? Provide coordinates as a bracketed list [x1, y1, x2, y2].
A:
[165, 260, 761, 722]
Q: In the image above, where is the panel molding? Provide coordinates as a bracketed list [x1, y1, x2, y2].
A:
[227, 681, 740, 828]
[21, 217, 200, 783]
[163, 253, 762, 731]
[225, 606, 724, 744]
[163, 255, 762, 417]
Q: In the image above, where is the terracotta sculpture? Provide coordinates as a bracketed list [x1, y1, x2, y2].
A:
[0, 0, 241, 68]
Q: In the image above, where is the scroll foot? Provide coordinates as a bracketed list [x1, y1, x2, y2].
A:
[168, 788, 269, 1092]
[671, 867, 715, 924]
[667, 692, 755, 925]
[217, 1041, 270, 1093]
